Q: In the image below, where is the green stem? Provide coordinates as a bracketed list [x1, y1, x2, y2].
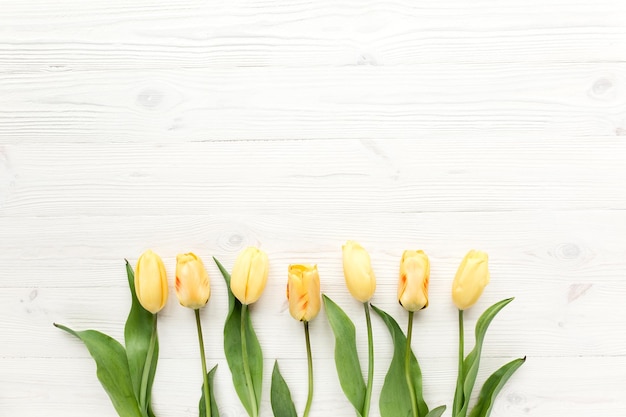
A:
[452, 309, 465, 417]
[362, 302, 374, 417]
[303, 321, 314, 417]
[139, 314, 157, 413]
[405, 311, 418, 417]
[195, 309, 211, 417]
[241, 304, 259, 417]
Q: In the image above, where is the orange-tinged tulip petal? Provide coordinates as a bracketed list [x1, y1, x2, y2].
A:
[134, 249, 168, 314]
[230, 247, 269, 305]
[342, 240, 376, 302]
[452, 250, 490, 310]
[287, 264, 321, 322]
[398, 250, 430, 311]
[175, 252, 211, 309]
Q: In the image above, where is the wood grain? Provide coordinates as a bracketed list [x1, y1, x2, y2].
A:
[0, 140, 625, 217]
[1, 0, 626, 71]
[1, 65, 626, 141]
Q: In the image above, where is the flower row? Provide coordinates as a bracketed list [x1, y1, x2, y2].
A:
[134, 241, 490, 318]
[56, 241, 522, 417]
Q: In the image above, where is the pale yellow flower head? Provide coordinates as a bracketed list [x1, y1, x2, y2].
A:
[342, 240, 376, 302]
[398, 250, 430, 312]
[452, 250, 490, 310]
[287, 264, 321, 322]
[230, 247, 269, 305]
[134, 249, 169, 314]
[175, 252, 211, 309]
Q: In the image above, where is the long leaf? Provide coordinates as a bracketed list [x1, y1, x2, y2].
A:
[54, 324, 143, 417]
[214, 257, 263, 417]
[270, 361, 298, 417]
[371, 305, 428, 417]
[123, 260, 159, 414]
[199, 365, 220, 417]
[468, 358, 525, 417]
[322, 295, 365, 417]
[457, 298, 514, 417]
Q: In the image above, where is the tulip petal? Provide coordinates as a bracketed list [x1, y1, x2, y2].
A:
[53, 324, 143, 417]
[468, 357, 525, 417]
[199, 365, 220, 417]
[123, 260, 159, 414]
[215, 257, 263, 417]
[322, 295, 366, 417]
[370, 304, 429, 417]
[270, 361, 298, 417]
[457, 298, 514, 417]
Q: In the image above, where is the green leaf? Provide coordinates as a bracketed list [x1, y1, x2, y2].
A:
[54, 323, 143, 417]
[270, 361, 298, 417]
[214, 257, 263, 417]
[457, 298, 514, 417]
[371, 305, 428, 417]
[322, 295, 365, 417]
[123, 260, 159, 413]
[199, 365, 220, 417]
[425, 405, 447, 417]
[468, 358, 525, 417]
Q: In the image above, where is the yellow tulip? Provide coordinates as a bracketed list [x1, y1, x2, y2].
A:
[230, 247, 269, 305]
[134, 249, 169, 314]
[452, 250, 490, 310]
[398, 250, 430, 311]
[342, 240, 376, 302]
[287, 264, 321, 322]
[175, 252, 211, 309]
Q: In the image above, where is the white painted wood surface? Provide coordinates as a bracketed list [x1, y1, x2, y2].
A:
[1, 0, 625, 415]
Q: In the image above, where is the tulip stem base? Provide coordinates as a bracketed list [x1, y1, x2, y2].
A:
[195, 309, 211, 417]
[241, 304, 258, 417]
[405, 311, 418, 417]
[139, 314, 157, 414]
[303, 321, 314, 417]
[453, 309, 465, 417]
[362, 302, 374, 417]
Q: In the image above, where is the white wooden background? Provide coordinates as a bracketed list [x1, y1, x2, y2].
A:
[1, 0, 626, 416]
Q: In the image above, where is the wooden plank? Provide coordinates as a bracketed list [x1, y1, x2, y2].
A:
[1, 65, 626, 141]
[1, 0, 626, 72]
[1, 139, 625, 217]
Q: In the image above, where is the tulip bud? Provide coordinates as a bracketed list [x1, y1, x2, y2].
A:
[230, 247, 269, 305]
[134, 249, 169, 314]
[287, 264, 321, 322]
[175, 252, 211, 309]
[452, 250, 490, 310]
[398, 250, 430, 311]
[342, 240, 376, 302]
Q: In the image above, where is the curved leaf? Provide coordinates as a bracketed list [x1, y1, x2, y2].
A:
[322, 295, 365, 417]
[468, 357, 525, 417]
[54, 324, 143, 417]
[214, 257, 263, 417]
[425, 405, 447, 417]
[123, 260, 159, 415]
[371, 304, 428, 417]
[199, 365, 220, 417]
[457, 298, 514, 417]
[270, 361, 298, 417]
